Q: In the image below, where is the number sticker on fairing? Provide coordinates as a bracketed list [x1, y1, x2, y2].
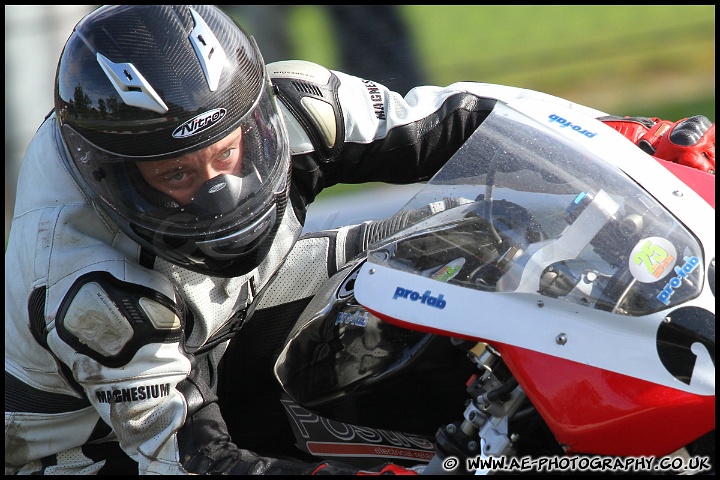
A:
[629, 237, 677, 283]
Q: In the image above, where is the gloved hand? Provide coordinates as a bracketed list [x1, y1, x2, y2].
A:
[312, 461, 420, 475]
[600, 115, 715, 174]
[176, 364, 423, 475]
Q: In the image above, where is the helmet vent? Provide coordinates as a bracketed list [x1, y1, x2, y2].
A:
[96, 52, 169, 114]
[189, 8, 227, 92]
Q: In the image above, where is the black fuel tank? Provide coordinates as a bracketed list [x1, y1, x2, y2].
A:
[275, 259, 476, 435]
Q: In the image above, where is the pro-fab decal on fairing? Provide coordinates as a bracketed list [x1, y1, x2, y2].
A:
[392, 288, 446, 309]
[354, 262, 714, 396]
[335, 309, 369, 327]
[547, 113, 598, 138]
[657, 256, 701, 306]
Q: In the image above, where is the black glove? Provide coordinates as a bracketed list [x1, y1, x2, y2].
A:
[177, 371, 316, 474]
[177, 367, 420, 475]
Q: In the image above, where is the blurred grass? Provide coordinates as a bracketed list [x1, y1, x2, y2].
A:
[284, 5, 714, 198]
[5, 6, 714, 249]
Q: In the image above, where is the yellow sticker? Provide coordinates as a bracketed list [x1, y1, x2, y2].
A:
[629, 237, 677, 283]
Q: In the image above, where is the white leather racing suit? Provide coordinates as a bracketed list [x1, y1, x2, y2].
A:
[5, 60, 607, 474]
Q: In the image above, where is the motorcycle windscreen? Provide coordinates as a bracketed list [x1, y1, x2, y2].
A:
[365, 102, 707, 318]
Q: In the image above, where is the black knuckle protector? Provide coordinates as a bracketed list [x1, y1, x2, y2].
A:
[270, 62, 345, 161]
[669, 115, 713, 146]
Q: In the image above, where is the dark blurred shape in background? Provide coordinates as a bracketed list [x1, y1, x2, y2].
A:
[221, 5, 427, 94]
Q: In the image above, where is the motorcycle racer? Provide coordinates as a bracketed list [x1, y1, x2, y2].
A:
[5, 4, 714, 475]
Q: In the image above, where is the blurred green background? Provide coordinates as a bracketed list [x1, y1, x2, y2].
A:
[4, 6, 715, 247]
[236, 5, 715, 199]
[288, 5, 714, 118]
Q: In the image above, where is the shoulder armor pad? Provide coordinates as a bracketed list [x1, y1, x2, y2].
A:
[268, 60, 344, 161]
[56, 272, 183, 368]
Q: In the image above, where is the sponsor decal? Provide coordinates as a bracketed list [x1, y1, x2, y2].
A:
[393, 287, 446, 309]
[548, 114, 597, 138]
[657, 256, 701, 305]
[338, 264, 362, 299]
[281, 399, 435, 462]
[362, 80, 386, 120]
[431, 258, 465, 283]
[335, 309, 369, 327]
[655, 306, 714, 385]
[95, 383, 171, 404]
[629, 237, 677, 283]
[172, 108, 227, 138]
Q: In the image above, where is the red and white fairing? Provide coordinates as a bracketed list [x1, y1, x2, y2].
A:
[355, 99, 715, 457]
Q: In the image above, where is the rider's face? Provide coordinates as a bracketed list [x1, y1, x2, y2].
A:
[136, 127, 243, 205]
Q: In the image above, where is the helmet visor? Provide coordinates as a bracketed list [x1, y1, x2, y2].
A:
[62, 81, 289, 241]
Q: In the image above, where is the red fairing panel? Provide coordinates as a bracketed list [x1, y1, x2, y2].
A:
[657, 159, 715, 209]
[499, 343, 715, 457]
[369, 310, 714, 458]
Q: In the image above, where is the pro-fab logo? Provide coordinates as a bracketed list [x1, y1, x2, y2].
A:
[335, 309, 369, 327]
[548, 114, 597, 138]
[657, 256, 701, 305]
[172, 108, 227, 138]
[393, 287, 446, 309]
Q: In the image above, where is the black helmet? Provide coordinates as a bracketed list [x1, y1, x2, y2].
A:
[55, 5, 291, 277]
